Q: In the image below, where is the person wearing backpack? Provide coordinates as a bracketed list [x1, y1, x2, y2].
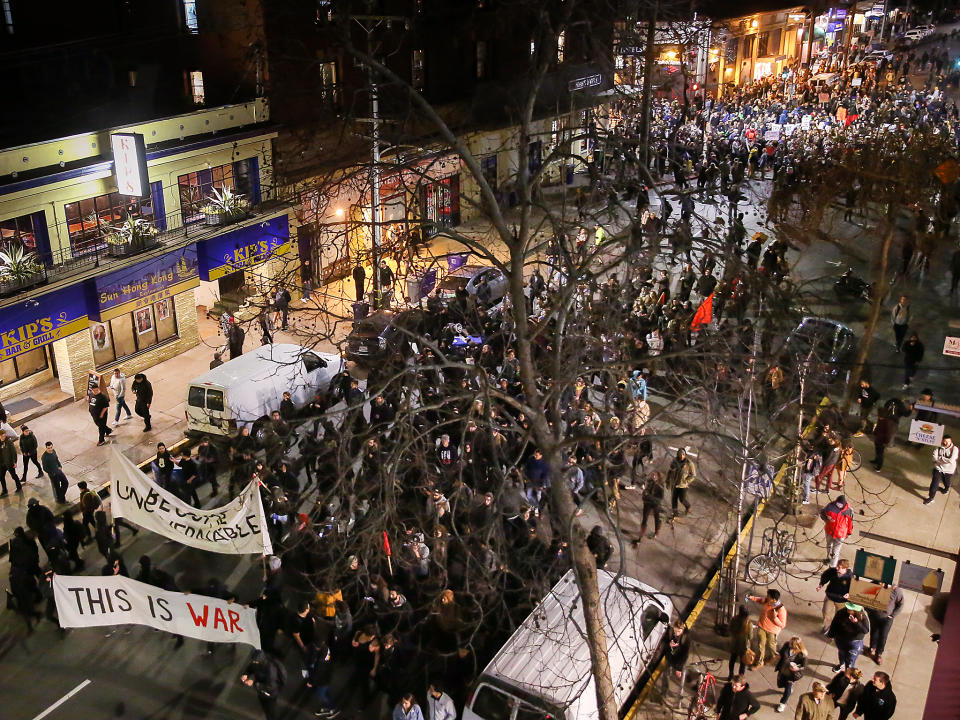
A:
[241, 650, 287, 720]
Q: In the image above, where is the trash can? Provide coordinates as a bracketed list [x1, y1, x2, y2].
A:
[352, 301, 370, 321]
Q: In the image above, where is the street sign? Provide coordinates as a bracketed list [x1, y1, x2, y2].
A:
[569, 74, 602, 92]
[908, 418, 945, 446]
[899, 562, 944, 595]
[849, 578, 893, 612]
[943, 336, 960, 357]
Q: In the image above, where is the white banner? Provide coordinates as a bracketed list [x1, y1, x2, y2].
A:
[53, 574, 260, 648]
[109, 449, 272, 555]
[908, 419, 945, 446]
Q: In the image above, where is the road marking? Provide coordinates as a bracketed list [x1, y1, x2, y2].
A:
[31, 680, 92, 720]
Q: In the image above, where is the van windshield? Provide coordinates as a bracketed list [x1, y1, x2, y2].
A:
[472, 685, 513, 720]
[188, 386, 206, 408]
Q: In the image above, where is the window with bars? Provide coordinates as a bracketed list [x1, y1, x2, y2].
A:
[0, 213, 39, 252]
[177, 159, 259, 224]
[64, 191, 156, 258]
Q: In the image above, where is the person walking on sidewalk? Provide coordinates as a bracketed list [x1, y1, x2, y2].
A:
[890, 296, 910, 352]
[131, 373, 153, 432]
[41, 442, 69, 504]
[77, 480, 101, 540]
[747, 589, 788, 667]
[668, 448, 696, 517]
[870, 410, 896, 472]
[818, 558, 853, 632]
[828, 603, 870, 672]
[774, 636, 807, 712]
[821, 495, 854, 568]
[273, 285, 291, 330]
[108, 368, 133, 425]
[853, 672, 895, 720]
[89, 386, 112, 446]
[715, 675, 760, 720]
[827, 667, 864, 720]
[0, 430, 23, 496]
[18, 425, 43, 480]
[901, 333, 924, 389]
[923, 434, 957, 505]
[864, 584, 904, 665]
[794, 682, 834, 720]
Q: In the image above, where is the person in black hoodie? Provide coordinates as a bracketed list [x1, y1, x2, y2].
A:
[716, 675, 760, 720]
[854, 671, 896, 720]
[131, 373, 153, 431]
[828, 604, 870, 672]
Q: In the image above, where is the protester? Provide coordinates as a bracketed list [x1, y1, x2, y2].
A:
[746, 589, 787, 667]
[864, 585, 904, 665]
[716, 675, 760, 720]
[108, 368, 133, 425]
[854, 672, 896, 720]
[820, 495, 854, 568]
[88, 385, 113, 446]
[828, 603, 870, 672]
[794, 682, 834, 720]
[131, 373, 154, 432]
[774, 636, 806, 712]
[923, 434, 957, 505]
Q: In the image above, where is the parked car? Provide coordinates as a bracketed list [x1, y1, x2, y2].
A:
[465, 266, 509, 305]
[784, 317, 857, 384]
[863, 50, 894, 66]
[462, 570, 671, 720]
[185, 343, 344, 439]
[345, 309, 429, 365]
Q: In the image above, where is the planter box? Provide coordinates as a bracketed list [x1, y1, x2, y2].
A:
[0, 270, 45, 296]
[205, 211, 228, 226]
[106, 237, 159, 258]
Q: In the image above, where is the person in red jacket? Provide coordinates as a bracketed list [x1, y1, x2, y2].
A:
[821, 495, 854, 568]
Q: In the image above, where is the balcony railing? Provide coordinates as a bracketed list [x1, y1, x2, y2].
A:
[0, 198, 288, 299]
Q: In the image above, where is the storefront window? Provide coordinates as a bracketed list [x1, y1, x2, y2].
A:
[0, 347, 49, 386]
[0, 213, 39, 252]
[90, 300, 179, 368]
[65, 190, 155, 258]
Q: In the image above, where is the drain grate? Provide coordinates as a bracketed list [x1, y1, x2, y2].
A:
[4, 397, 42, 414]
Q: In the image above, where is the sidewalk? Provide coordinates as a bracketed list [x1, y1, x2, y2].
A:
[644, 418, 960, 720]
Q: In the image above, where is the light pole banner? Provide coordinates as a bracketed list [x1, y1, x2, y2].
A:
[109, 449, 273, 555]
[53, 574, 261, 648]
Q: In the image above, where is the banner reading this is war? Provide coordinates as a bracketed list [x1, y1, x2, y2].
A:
[109, 449, 272, 555]
[53, 574, 261, 648]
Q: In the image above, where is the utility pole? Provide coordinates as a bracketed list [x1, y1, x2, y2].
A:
[351, 11, 408, 308]
[638, 0, 658, 168]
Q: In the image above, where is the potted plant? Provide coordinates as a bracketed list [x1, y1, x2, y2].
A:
[105, 214, 160, 257]
[202, 186, 249, 226]
[0, 243, 45, 294]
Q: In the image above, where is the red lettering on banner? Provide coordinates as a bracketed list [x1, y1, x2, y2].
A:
[187, 602, 209, 627]
[213, 607, 228, 631]
[228, 609, 244, 633]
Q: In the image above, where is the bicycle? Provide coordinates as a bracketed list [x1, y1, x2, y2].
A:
[686, 658, 722, 720]
[746, 523, 797, 585]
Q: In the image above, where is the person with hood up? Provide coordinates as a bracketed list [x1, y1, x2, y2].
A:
[820, 495, 854, 568]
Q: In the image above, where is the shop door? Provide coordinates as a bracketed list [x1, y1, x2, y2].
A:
[218, 271, 246, 303]
[422, 175, 460, 237]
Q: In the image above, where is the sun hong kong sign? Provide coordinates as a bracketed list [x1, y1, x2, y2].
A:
[53, 574, 260, 648]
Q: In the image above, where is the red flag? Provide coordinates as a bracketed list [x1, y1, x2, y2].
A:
[691, 293, 713, 330]
[382, 531, 392, 556]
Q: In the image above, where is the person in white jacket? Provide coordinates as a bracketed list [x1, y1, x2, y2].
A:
[108, 368, 133, 425]
[924, 435, 957, 505]
[427, 684, 457, 720]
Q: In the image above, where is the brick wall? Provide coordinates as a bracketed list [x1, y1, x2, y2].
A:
[55, 289, 201, 400]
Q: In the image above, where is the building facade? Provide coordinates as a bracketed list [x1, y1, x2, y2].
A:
[0, 100, 295, 400]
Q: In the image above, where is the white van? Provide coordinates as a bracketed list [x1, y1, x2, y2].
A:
[185, 343, 344, 439]
[463, 569, 672, 720]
